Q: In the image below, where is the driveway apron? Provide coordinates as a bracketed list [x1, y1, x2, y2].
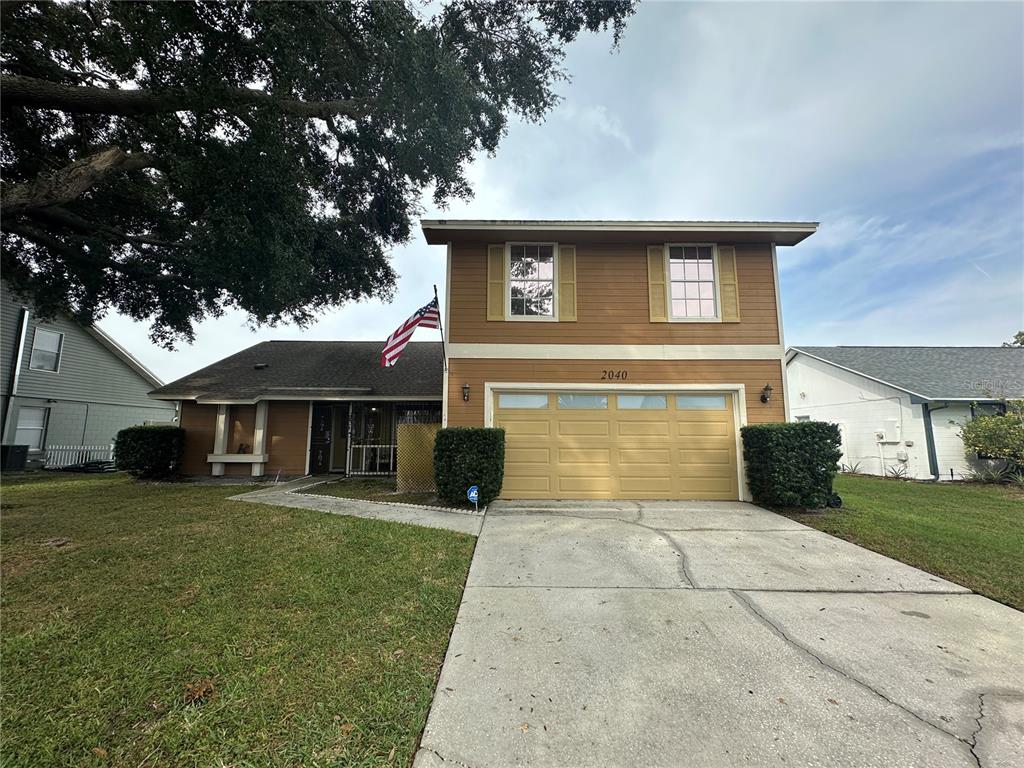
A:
[414, 500, 1024, 768]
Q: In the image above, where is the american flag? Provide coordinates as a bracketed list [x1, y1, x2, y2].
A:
[381, 297, 441, 367]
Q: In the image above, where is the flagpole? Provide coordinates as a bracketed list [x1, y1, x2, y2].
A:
[433, 284, 448, 372]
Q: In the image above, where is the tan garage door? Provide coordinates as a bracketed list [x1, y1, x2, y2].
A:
[495, 390, 739, 500]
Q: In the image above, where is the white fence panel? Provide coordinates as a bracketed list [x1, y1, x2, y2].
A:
[44, 444, 115, 468]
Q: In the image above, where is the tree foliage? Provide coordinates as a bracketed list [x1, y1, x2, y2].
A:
[960, 401, 1024, 471]
[0, 0, 635, 345]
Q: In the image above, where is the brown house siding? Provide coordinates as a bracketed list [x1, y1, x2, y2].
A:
[446, 358, 785, 427]
[265, 401, 309, 475]
[448, 243, 779, 345]
[180, 401, 218, 475]
[177, 400, 309, 476]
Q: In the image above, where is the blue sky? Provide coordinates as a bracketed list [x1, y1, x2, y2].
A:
[102, 1, 1024, 382]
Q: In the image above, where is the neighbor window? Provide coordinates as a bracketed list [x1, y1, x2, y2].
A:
[14, 407, 47, 449]
[557, 393, 608, 409]
[29, 328, 63, 372]
[498, 393, 549, 409]
[669, 245, 717, 319]
[509, 244, 555, 317]
[618, 394, 667, 410]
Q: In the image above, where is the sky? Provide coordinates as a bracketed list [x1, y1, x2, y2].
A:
[99, 1, 1024, 383]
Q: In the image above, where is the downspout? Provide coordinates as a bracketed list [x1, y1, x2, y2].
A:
[2, 307, 30, 442]
[921, 402, 949, 481]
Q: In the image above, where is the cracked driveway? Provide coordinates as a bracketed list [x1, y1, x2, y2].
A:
[414, 500, 1024, 767]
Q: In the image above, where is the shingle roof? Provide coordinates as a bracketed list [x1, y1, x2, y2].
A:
[789, 346, 1024, 400]
[150, 341, 443, 401]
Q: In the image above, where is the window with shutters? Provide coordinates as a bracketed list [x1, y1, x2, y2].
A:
[508, 243, 557, 320]
[29, 328, 63, 372]
[667, 245, 719, 320]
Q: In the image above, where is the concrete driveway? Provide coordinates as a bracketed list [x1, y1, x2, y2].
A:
[414, 500, 1024, 768]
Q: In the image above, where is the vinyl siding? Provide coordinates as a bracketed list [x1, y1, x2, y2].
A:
[448, 242, 780, 345]
[446, 358, 785, 427]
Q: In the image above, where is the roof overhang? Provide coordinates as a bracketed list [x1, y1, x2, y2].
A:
[421, 219, 818, 246]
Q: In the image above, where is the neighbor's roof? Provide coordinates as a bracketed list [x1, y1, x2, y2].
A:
[149, 341, 443, 403]
[787, 346, 1024, 401]
[421, 219, 818, 246]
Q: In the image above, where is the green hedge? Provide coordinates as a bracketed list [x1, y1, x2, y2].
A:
[434, 427, 505, 506]
[114, 425, 185, 478]
[741, 422, 842, 508]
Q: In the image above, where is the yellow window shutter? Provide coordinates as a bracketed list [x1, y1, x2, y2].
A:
[647, 245, 668, 322]
[718, 246, 741, 322]
[558, 245, 577, 321]
[486, 244, 505, 321]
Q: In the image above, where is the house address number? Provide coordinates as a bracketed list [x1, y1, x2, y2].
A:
[601, 369, 628, 380]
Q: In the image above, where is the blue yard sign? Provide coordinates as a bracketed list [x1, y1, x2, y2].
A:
[467, 485, 479, 504]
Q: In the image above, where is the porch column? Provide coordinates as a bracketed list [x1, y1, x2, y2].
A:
[211, 404, 228, 476]
[251, 401, 268, 477]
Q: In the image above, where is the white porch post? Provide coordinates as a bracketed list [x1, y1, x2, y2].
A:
[211, 404, 228, 476]
[251, 401, 268, 477]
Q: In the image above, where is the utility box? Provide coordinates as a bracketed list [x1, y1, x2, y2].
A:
[1, 444, 29, 471]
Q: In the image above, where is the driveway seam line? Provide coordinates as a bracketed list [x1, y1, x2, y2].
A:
[731, 588, 975, 751]
[462, 585, 974, 594]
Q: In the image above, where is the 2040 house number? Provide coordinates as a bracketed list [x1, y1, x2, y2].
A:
[601, 369, 628, 380]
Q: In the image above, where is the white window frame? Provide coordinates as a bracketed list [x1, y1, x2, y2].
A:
[665, 243, 722, 323]
[505, 241, 559, 322]
[28, 328, 64, 372]
[14, 406, 49, 450]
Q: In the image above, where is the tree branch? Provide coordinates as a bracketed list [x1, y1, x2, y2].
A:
[1, 147, 159, 214]
[24, 206, 184, 249]
[2, 74, 374, 120]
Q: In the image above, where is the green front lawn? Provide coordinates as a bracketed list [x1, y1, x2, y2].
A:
[785, 475, 1024, 610]
[1, 474, 475, 767]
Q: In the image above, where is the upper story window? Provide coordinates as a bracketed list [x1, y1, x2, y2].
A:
[29, 328, 63, 372]
[668, 245, 717, 320]
[508, 243, 555, 319]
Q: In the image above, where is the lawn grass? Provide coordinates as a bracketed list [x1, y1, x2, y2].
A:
[784, 474, 1024, 610]
[308, 478, 472, 510]
[1, 473, 475, 767]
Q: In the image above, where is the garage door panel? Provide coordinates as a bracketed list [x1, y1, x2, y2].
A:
[557, 420, 610, 436]
[616, 421, 671, 437]
[498, 390, 739, 500]
[506, 447, 551, 464]
[557, 448, 612, 465]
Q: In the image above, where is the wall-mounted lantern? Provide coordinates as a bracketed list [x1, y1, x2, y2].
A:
[462, 383, 471, 402]
[760, 384, 773, 404]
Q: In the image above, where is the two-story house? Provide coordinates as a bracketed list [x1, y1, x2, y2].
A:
[1, 282, 177, 467]
[424, 219, 817, 501]
[154, 219, 816, 500]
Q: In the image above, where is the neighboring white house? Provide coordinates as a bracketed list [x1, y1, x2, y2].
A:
[785, 346, 1024, 480]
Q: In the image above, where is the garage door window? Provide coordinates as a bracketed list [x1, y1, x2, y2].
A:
[676, 394, 727, 410]
[557, 393, 608, 409]
[498, 393, 549, 409]
[617, 394, 667, 409]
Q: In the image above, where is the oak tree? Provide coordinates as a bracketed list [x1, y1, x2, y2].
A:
[0, 1, 634, 344]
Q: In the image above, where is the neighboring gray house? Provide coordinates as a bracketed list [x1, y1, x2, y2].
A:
[786, 346, 1024, 480]
[1, 283, 177, 465]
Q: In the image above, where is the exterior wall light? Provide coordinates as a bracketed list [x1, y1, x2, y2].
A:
[760, 384, 773, 403]
[462, 383, 470, 402]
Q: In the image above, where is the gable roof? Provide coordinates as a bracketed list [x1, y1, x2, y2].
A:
[86, 324, 164, 388]
[421, 219, 818, 246]
[149, 341, 443, 403]
[787, 346, 1024, 401]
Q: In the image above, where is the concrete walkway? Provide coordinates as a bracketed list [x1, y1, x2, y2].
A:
[231, 480, 483, 536]
[415, 500, 1024, 768]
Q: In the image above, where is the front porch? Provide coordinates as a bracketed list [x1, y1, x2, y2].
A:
[308, 400, 442, 476]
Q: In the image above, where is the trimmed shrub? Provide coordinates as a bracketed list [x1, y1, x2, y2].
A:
[434, 427, 505, 506]
[114, 425, 185, 478]
[959, 400, 1024, 473]
[741, 422, 842, 508]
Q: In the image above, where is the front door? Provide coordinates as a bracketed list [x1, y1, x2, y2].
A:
[309, 404, 333, 474]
